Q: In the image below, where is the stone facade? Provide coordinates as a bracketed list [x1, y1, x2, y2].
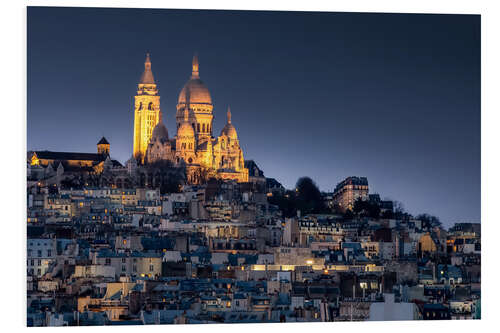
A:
[132, 54, 248, 184]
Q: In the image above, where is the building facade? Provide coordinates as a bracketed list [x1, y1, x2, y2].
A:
[132, 53, 161, 162]
[132, 54, 248, 184]
[333, 176, 369, 212]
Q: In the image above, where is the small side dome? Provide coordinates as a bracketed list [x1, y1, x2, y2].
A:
[220, 106, 238, 140]
[150, 111, 169, 143]
[177, 104, 195, 138]
[151, 122, 169, 142]
[221, 123, 238, 140]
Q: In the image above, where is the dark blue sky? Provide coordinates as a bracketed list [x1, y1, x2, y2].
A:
[27, 7, 480, 226]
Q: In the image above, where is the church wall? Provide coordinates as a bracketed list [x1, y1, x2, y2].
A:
[136, 54, 249, 184]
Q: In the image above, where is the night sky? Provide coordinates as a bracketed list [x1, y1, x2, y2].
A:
[27, 7, 480, 227]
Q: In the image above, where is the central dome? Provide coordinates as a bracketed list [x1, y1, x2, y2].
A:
[177, 54, 212, 105]
[178, 78, 212, 105]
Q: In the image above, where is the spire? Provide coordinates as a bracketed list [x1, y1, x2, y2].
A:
[227, 106, 232, 124]
[191, 53, 199, 79]
[97, 136, 109, 145]
[139, 52, 155, 84]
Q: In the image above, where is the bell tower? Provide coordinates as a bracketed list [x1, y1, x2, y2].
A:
[133, 53, 161, 163]
[97, 137, 110, 156]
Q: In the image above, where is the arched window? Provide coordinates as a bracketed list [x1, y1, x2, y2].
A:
[192, 123, 195, 129]
[202, 124, 206, 132]
[138, 102, 143, 110]
[197, 123, 200, 132]
[148, 102, 153, 110]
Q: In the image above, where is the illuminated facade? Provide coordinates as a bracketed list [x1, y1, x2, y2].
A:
[29, 137, 112, 172]
[333, 176, 369, 212]
[132, 53, 160, 162]
[135, 54, 248, 184]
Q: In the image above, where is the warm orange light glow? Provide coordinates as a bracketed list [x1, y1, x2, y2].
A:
[31, 154, 40, 166]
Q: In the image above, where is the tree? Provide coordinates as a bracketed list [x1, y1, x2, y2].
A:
[353, 197, 380, 218]
[393, 200, 410, 220]
[381, 209, 395, 219]
[60, 176, 84, 190]
[343, 209, 354, 220]
[191, 166, 216, 185]
[267, 190, 297, 218]
[295, 177, 327, 215]
[144, 160, 186, 194]
[268, 177, 328, 218]
[416, 213, 442, 230]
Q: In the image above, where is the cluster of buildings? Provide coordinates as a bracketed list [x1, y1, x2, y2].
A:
[26, 54, 480, 326]
[26, 171, 481, 325]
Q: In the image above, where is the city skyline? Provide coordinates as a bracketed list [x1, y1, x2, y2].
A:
[27, 7, 480, 226]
